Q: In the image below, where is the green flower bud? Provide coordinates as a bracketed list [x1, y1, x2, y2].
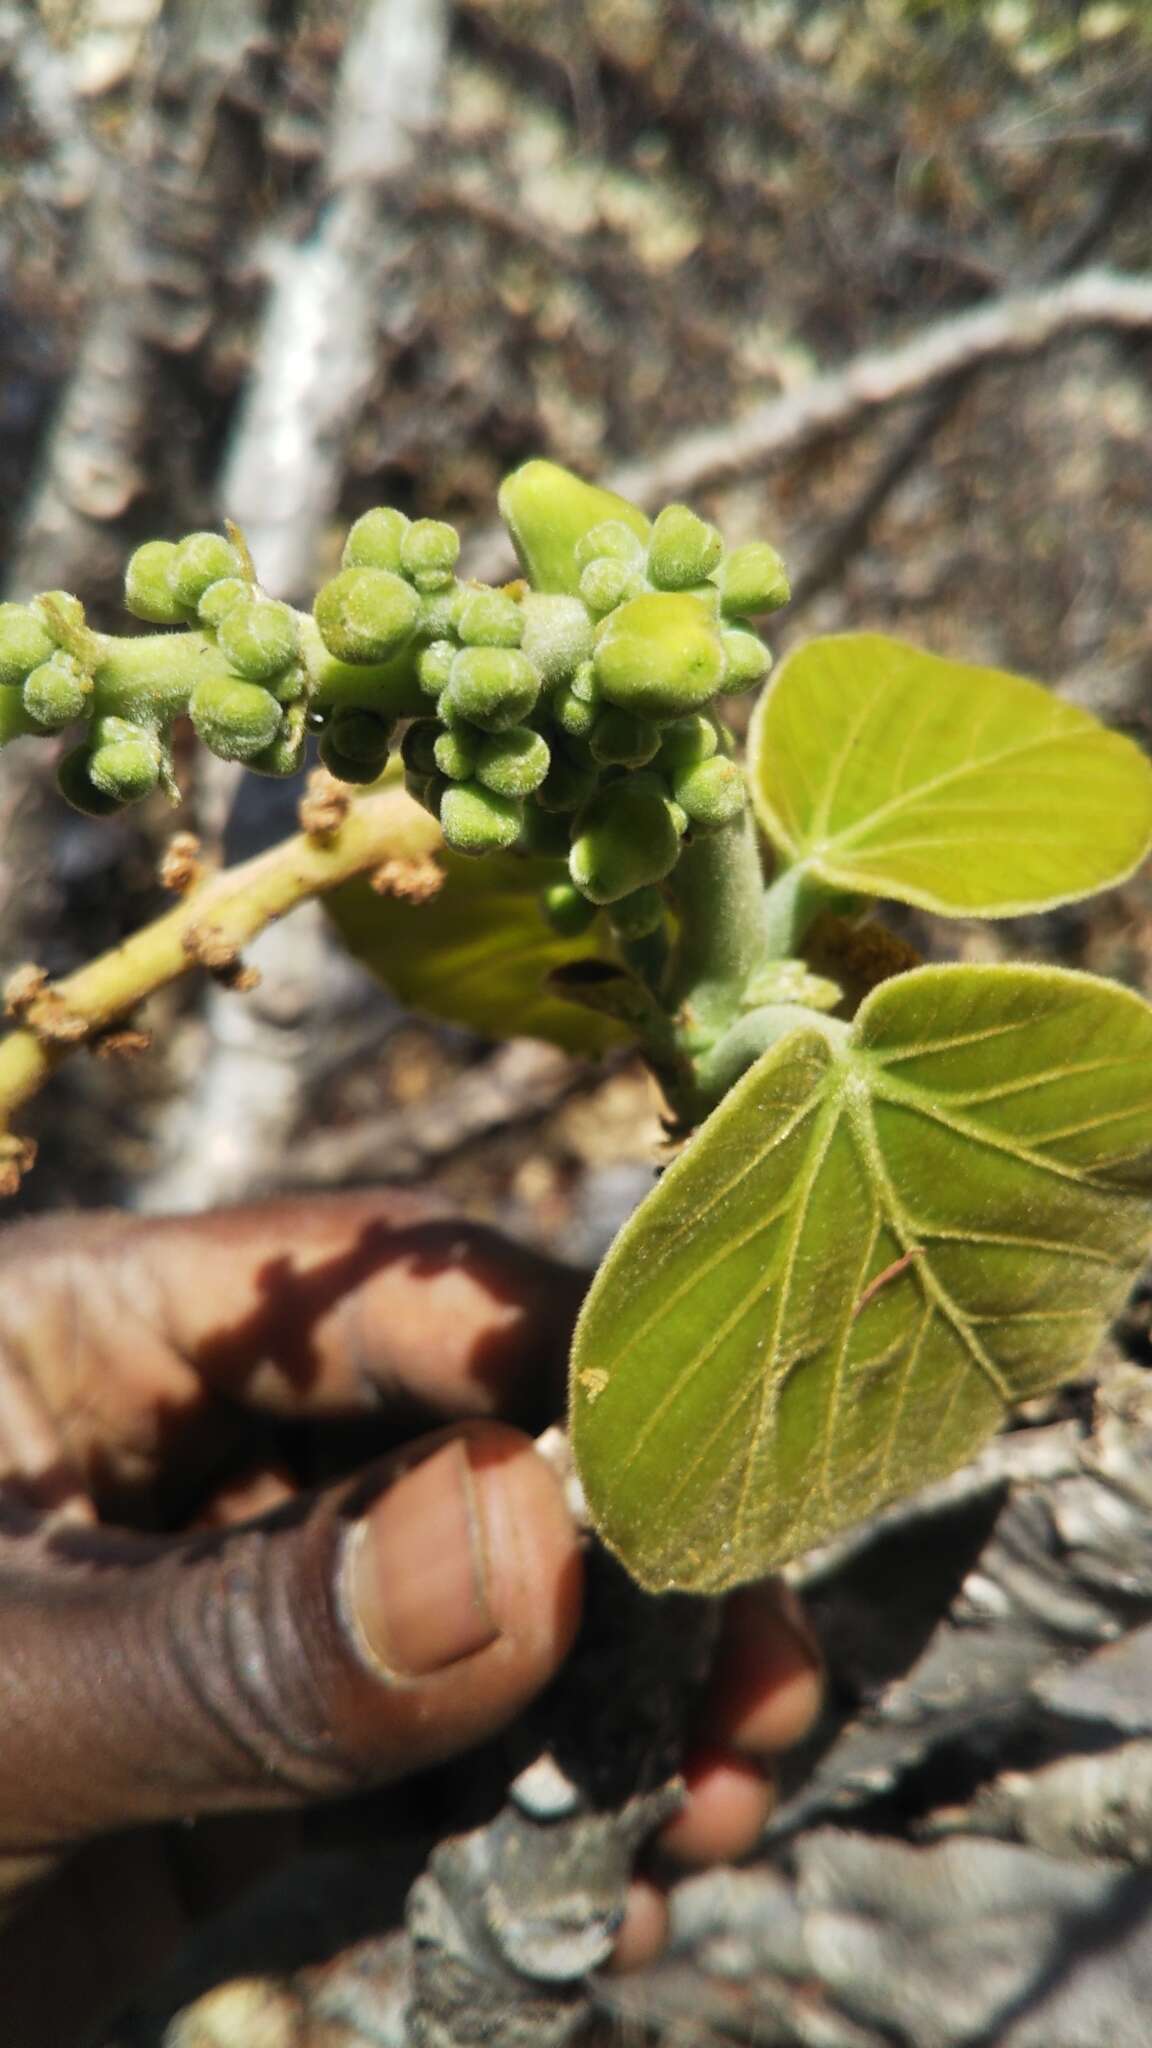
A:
[440, 780, 522, 856]
[34, 591, 89, 649]
[342, 506, 409, 572]
[594, 592, 726, 720]
[673, 755, 747, 830]
[23, 652, 92, 729]
[475, 726, 550, 798]
[720, 628, 772, 693]
[554, 682, 598, 738]
[314, 568, 420, 664]
[433, 724, 479, 781]
[400, 518, 460, 593]
[647, 504, 723, 590]
[542, 879, 599, 937]
[608, 885, 665, 941]
[442, 646, 539, 732]
[190, 676, 282, 762]
[250, 706, 308, 779]
[197, 576, 251, 629]
[536, 747, 598, 814]
[418, 583, 465, 642]
[717, 542, 789, 617]
[269, 659, 308, 705]
[0, 603, 56, 687]
[568, 783, 681, 905]
[401, 719, 442, 778]
[319, 731, 389, 785]
[575, 520, 646, 571]
[456, 589, 524, 648]
[519, 805, 572, 858]
[169, 532, 243, 610]
[657, 713, 719, 775]
[579, 557, 639, 617]
[499, 459, 649, 595]
[519, 593, 595, 689]
[123, 542, 186, 626]
[330, 709, 395, 762]
[590, 707, 660, 769]
[216, 597, 299, 681]
[88, 735, 161, 804]
[418, 638, 457, 699]
[57, 745, 123, 816]
[570, 659, 600, 705]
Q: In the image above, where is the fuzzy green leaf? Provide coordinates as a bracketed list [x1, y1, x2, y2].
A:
[749, 634, 1152, 916]
[572, 964, 1152, 1592]
[327, 802, 625, 1056]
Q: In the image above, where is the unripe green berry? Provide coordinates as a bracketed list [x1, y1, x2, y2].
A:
[647, 504, 723, 590]
[456, 589, 524, 648]
[575, 520, 646, 571]
[197, 576, 250, 629]
[216, 597, 299, 681]
[22, 652, 91, 729]
[400, 518, 460, 593]
[401, 719, 442, 778]
[554, 683, 598, 738]
[88, 736, 161, 804]
[123, 542, 186, 626]
[0, 603, 56, 687]
[440, 780, 522, 856]
[717, 542, 789, 617]
[579, 558, 639, 616]
[674, 755, 747, 830]
[519, 593, 594, 689]
[419, 639, 456, 699]
[189, 676, 282, 762]
[330, 709, 395, 762]
[542, 879, 599, 937]
[594, 592, 727, 720]
[433, 725, 480, 781]
[536, 747, 598, 814]
[590, 708, 660, 769]
[57, 745, 123, 816]
[568, 783, 681, 905]
[169, 532, 243, 610]
[442, 646, 539, 732]
[320, 732, 389, 785]
[720, 628, 772, 693]
[475, 726, 550, 798]
[343, 506, 409, 572]
[314, 568, 420, 664]
[609, 886, 665, 941]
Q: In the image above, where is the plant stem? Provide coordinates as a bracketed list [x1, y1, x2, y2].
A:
[0, 784, 440, 1187]
[667, 810, 769, 1042]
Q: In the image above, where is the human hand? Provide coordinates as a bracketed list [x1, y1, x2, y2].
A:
[0, 1192, 821, 2040]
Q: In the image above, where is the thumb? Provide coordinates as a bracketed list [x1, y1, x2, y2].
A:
[0, 1424, 581, 1856]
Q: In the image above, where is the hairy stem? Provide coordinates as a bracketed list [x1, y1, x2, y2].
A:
[668, 810, 770, 1042]
[0, 783, 440, 1183]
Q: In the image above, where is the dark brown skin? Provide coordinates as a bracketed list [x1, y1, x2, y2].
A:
[0, 1192, 822, 2040]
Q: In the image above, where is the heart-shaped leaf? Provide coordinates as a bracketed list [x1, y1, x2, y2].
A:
[571, 964, 1152, 1591]
[749, 634, 1152, 917]
[326, 796, 625, 1057]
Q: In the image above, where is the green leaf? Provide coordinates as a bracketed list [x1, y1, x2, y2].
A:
[498, 460, 650, 596]
[571, 963, 1152, 1592]
[326, 802, 627, 1057]
[749, 634, 1152, 917]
